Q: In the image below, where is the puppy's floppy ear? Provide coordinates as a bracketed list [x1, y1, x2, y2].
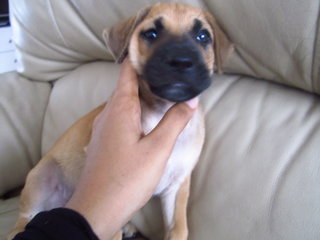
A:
[205, 12, 234, 73]
[103, 7, 151, 63]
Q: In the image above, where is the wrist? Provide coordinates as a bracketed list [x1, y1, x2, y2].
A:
[66, 182, 140, 239]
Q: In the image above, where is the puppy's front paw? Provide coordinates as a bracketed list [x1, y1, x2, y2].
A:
[166, 228, 188, 240]
[123, 222, 138, 239]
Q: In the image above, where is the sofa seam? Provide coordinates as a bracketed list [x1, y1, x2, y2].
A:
[0, 207, 19, 215]
[39, 81, 54, 158]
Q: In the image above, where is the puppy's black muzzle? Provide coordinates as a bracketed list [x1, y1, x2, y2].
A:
[143, 37, 212, 102]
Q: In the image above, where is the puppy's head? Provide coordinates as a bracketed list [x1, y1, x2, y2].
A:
[104, 3, 233, 102]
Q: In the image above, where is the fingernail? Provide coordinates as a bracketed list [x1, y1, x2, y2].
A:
[185, 98, 199, 109]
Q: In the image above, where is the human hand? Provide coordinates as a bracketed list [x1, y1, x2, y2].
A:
[66, 58, 198, 239]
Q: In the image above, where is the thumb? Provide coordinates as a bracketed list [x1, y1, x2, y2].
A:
[145, 98, 199, 148]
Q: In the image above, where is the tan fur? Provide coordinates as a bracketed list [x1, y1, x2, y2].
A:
[203, 11, 234, 73]
[166, 177, 191, 240]
[8, 3, 233, 240]
[103, 7, 151, 63]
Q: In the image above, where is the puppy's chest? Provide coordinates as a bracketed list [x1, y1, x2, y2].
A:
[141, 104, 204, 195]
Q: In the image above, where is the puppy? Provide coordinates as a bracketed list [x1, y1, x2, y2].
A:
[8, 3, 233, 240]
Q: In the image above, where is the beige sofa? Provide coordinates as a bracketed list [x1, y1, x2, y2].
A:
[1, 0, 320, 239]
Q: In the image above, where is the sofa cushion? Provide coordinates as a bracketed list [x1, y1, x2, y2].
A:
[0, 72, 51, 196]
[0, 197, 19, 239]
[188, 75, 320, 240]
[41, 62, 119, 154]
[207, 0, 320, 94]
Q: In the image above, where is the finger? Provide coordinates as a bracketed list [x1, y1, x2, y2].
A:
[92, 111, 103, 130]
[116, 58, 139, 98]
[144, 98, 198, 148]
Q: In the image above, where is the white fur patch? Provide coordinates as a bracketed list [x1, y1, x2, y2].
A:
[140, 101, 204, 196]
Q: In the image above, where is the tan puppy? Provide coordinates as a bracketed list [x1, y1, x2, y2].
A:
[8, 3, 232, 240]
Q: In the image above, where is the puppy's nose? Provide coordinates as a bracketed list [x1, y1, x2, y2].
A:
[168, 56, 194, 70]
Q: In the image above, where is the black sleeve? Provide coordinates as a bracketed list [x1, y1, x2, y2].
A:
[13, 208, 99, 240]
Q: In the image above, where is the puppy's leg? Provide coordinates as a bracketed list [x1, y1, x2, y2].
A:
[161, 177, 191, 240]
[111, 230, 123, 240]
[7, 156, 72, 239]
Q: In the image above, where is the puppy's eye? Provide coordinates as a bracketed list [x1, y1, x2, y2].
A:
[142, 29, 159, 41]
[196, 30, 211, 44]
